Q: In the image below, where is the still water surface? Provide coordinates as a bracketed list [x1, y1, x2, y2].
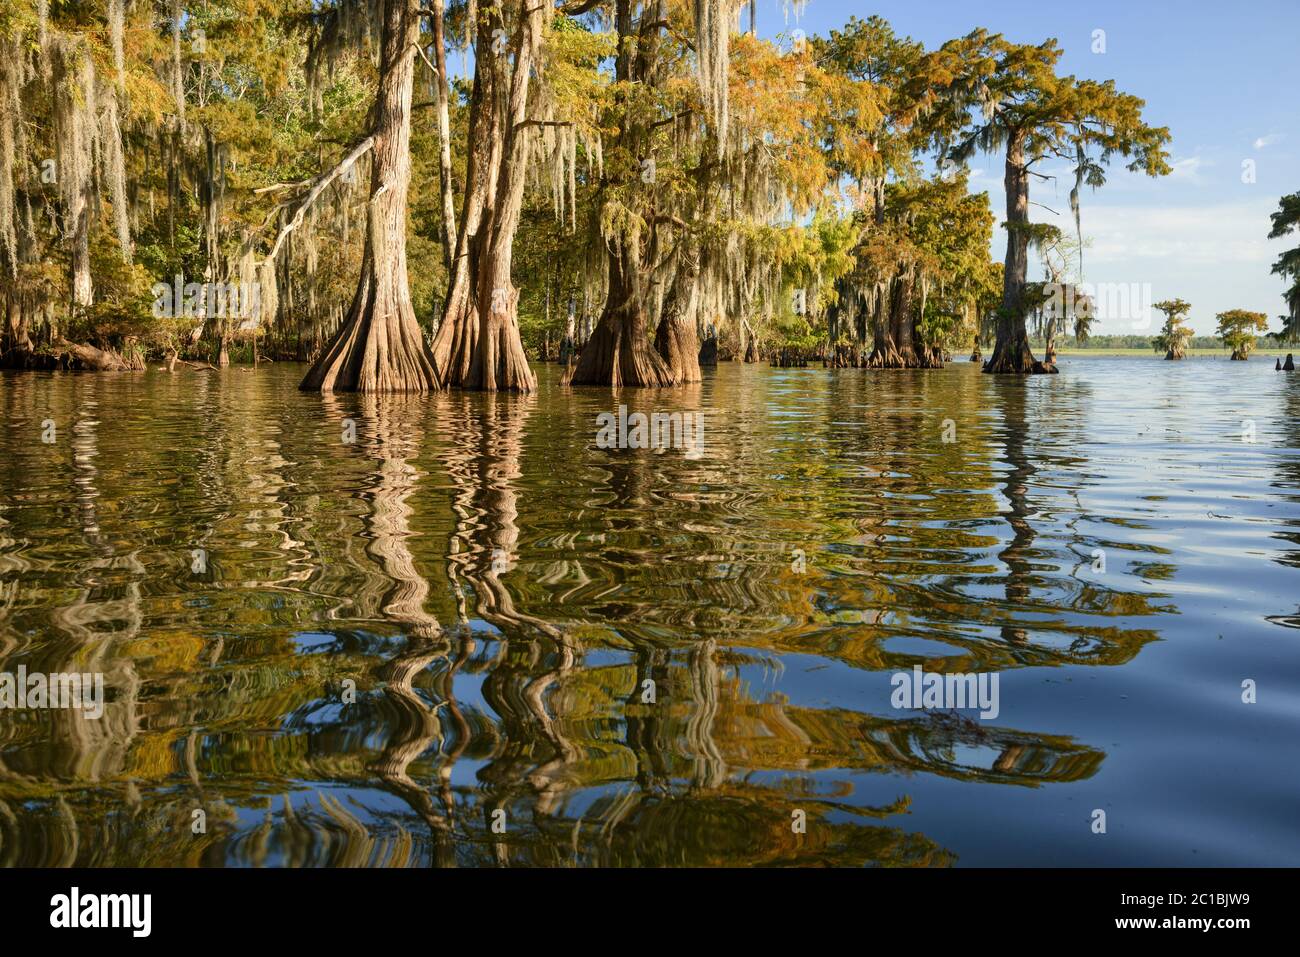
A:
[1, 358, 1297, 866]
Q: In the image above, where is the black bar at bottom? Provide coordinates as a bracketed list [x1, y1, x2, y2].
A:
[0, 867, 1281, 943]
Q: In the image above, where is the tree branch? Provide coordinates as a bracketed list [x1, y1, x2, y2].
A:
[263, 134, 375, 262]
[650, 109, 694, 130]
[514, 119, 575, 132]
[557, 0, 602, 15]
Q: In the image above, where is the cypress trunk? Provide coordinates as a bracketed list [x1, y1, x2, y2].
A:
[430, 1, 534, 392]
[569, 0, 677, 388]
[464, 5, 539, 392]
[300, 0, 440, 393]
[570, 241, 676, 387]
[984, 135, 1053, 375]
[654, 262, 702, 383]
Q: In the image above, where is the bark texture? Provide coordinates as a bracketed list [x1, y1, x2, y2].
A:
[300, 0, 440, 393]
[430, 2, 537, 392]
[984, 136, 1053, 375]
[654, 264, 702, 383]
[571, 241, 676, 386]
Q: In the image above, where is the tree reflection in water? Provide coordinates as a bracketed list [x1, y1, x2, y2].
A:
[0, 367, 1154, 867]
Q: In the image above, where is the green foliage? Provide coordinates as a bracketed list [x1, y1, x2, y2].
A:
[1151, 298, 1194, 356]
[1215, 308, 1269, 357]
[0, 3, 1192, 371]
[1269, 192, 1300, 342]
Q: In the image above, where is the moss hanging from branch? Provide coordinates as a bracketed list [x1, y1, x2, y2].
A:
[108, 0, 125, 91]
[694, 0, 736, 158]
[101, 88, 132, 264]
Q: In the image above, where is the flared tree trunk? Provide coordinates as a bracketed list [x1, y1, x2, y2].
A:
[984, 135, 1052, 375]
[571, 241, 676, 386]
[919, 343, 945, 368]
[2, 292, 34, 367]
[464, 5, 540, 392]
[430, 22, 493, 387]
[867, 274, 919, 369]
[300, 0, 440, 393]
[430, 1, 534, 392]
[654, 261, 701, 383]
[569, 0, 677, 388]
[866, 295, 897, 367]
[656, 315, 700, 381]
[890, 272, 918, 367]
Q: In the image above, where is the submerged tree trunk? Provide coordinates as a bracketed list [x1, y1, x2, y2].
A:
[56, 338, 134, 371]
[300, 0, 440, 393]
[431, 2, 535, 392]
[741, 317, 760, 363]
[570, 0, 676, 388]
[570, 241, 676, 387]
[698, 332, 718, 366]
[2, 292, 35, 367]
[656, 315, 700, 381]
[985, 135, 1053, 375]
[919, 343, 945, 368]
[654, 259, 701, 383]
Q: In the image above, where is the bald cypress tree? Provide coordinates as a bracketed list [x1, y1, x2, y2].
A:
[298, 0, 440, 393]
[933, 30, 1171, 374]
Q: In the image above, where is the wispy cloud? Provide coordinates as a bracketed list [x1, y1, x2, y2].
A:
[987, 198, 1287, 331]
[1253, 133, 1284, 149]
[1168, 156, 1213, 183]
[1035, 200, 1276, 266]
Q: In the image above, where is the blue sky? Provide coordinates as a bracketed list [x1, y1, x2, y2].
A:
[759, 0, 1300, 335]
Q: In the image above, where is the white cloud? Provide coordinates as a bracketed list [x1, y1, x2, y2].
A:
[1253, 133, 1284, 149]
[987, 199, 1289, 333]
[1050, 201, 1274, 265]
[1168, 156, 1213, 183]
